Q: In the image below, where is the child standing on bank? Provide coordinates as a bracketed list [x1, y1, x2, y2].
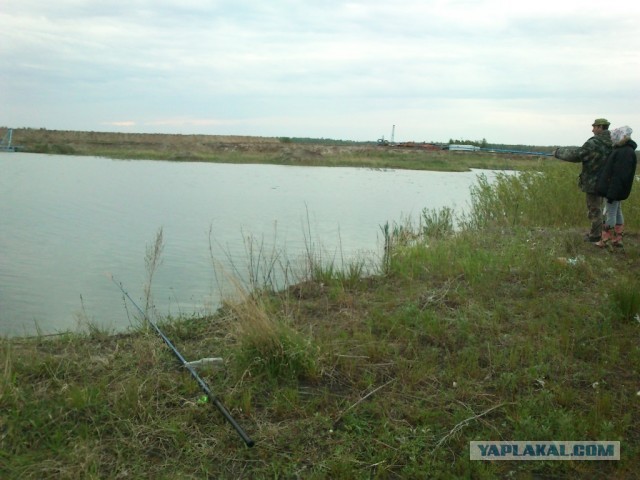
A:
[595, 126, 638, 247]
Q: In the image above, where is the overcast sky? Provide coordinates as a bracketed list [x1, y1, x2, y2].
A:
[2, 0, 639, 146]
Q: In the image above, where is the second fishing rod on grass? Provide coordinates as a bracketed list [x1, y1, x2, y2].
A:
[109, 273, 255, 448]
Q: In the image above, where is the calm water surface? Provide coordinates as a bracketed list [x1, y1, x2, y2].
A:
[1, 152, 496, 337]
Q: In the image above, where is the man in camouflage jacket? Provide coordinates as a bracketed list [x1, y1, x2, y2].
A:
[553, 118, 613, 242]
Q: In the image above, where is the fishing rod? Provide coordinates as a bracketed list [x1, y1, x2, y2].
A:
[478, 147, 553, 157]
[109, 274, 255, 448]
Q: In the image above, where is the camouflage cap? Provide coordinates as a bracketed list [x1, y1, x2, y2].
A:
[592, 118, 610, 127]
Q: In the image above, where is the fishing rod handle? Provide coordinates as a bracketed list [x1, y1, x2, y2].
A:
[211, 397, 255, 447]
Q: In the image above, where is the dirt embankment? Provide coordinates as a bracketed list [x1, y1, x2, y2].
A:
[12, 128, 276, 154]
[8, 128, 379, 160]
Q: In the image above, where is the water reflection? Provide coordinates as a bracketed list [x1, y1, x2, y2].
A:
[0, 152, 497, 337]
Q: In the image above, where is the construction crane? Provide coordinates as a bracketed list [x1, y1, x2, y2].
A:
[377, 125, 396, 146]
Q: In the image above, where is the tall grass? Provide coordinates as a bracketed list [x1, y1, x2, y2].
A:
[209, 215, 367, 386]
[608, 281, 640, 323]
[221, 280, 320, 383]
[143, 227, 164, 322]
[461, 162, 640, 230]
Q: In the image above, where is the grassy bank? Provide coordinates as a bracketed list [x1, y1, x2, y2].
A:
[2, 163, 640, 479]
[8, 128, 550, 172]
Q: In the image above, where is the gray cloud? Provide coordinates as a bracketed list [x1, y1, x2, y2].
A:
[2, 0, 639, 145]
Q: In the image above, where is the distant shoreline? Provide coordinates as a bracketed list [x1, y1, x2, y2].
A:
[3, 127, 553, 172]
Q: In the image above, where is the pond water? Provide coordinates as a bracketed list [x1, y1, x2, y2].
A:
[1, 152, 497, 337]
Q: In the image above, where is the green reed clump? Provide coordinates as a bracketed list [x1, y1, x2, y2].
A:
[607, 281, 640, 323]
[223, 286, 319, 383]
[461, 163, 582, 229]
[379, 209, 449, 274]
[421, 206, 455, 239]
[462, 162, 640, 229]
[237, 319, 318, 383]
